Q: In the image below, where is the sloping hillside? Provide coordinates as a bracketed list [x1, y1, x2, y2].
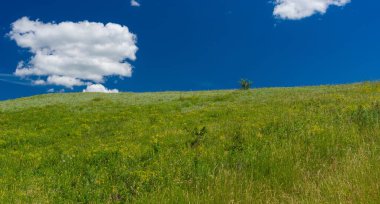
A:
[1, 83, 380, 203]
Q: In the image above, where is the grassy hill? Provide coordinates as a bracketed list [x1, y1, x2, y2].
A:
[1, 82, 380, 203]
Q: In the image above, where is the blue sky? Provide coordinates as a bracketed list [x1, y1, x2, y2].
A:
[0, 0, 379, 100]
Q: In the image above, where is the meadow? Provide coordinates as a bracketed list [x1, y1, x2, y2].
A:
[0, 82, 380, 203]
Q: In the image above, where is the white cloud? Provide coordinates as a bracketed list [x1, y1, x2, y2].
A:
[9, 17, 138, 88]
[273, 0, 350, 20]
[131, 0, 140, 7]
[33, 79, 46, 85]
[83, 84, 119, 93]
[46, 75, 85, 88]
[32, 76, 85, 88]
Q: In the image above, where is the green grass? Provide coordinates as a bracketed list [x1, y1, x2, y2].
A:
[1, 82, 380, 203]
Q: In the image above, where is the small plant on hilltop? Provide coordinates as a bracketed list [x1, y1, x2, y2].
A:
[240, 79, 252, 90]
[190, 127, 207, 148]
